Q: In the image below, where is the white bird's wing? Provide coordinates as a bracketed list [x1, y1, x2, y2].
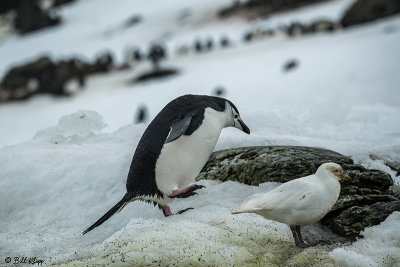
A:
[233, 175, 320, 214]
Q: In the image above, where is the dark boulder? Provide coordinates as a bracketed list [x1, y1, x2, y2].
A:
[122, 14, 142, 29]
[133, 68, 179, 83]
[326, 201, 400, 237]
[218, 0, 330, 20]
[341, 0, 400, 28]
[309, 20, 337, 33]
[14, 0, 60, 34]
[0, 53, 117, 102]
[52, 0, 77, 7]
[198, 146, 354, 185]
[197, 146, 397, 237]
[0, 0, 20, 15]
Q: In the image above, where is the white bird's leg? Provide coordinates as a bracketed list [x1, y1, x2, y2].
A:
[168, 184, 205, 198]
[290, 225, 309, 248]
[160, 205, 193, 217]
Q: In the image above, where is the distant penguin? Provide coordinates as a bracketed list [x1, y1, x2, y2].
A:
[194, 39, 203, 53]
[220, 36, 231, 48]
[206, 38, 213, 51]
[213, 86, 226, 96]
[135, 105, 148, 124]
[83, 94, 250, 234]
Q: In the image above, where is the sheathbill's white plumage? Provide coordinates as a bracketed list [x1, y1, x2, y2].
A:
[232, 162, 349, 247]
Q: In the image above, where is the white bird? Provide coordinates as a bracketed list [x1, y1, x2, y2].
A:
[232, 162, 349, 247]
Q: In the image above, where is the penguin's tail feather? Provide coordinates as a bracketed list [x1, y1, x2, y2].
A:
[82, 192, 135, 235]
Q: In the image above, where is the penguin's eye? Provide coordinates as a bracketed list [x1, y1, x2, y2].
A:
[234, 114, 238, 119]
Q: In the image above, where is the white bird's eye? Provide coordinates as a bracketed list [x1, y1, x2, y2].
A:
[234, 114, 238, 118]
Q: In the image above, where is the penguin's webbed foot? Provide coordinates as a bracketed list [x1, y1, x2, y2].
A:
[160, 205, 193, 217]
[168, 184, 205, 199]
[176, 207, 193, 214]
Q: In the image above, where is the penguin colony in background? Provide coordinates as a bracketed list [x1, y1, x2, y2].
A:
[83, 94, 250, 234]
[83, 94, 347, 248]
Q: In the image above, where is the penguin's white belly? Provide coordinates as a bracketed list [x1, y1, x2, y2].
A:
[155, 108, 225, 195]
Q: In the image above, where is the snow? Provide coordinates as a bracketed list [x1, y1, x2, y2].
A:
[0, 0, 400, 265]
[330, 212, 400, 267]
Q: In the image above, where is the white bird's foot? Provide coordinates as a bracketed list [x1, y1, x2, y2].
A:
[160, 205, 193, 217]
[168, 184, 205, 198]
[295, 241, 312, 248]
[290, 225, 313, 248]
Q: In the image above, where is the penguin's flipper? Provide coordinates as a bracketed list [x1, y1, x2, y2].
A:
[82, 192, 134, 235]
[165, 111, 197, 143]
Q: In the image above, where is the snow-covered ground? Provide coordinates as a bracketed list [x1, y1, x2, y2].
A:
[0, 0, 399, 266]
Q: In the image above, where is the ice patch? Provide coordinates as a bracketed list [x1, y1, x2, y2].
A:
[330, 212, 400, 267]
[33, 110, 106, 143]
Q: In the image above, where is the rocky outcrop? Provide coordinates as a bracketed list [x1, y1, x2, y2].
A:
[198, 146, 353, 184]
[14, 0, 60, 34]
[326, 201, 400, 237]
[218, 0, 330, 20]
[341, 0, 400, 28]
[197, 146, 398, 237]
[0, 53, 114, 102]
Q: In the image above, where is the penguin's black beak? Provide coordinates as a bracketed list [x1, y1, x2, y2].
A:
[238, 119, 250, 134]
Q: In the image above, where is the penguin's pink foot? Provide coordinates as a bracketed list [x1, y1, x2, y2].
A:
[161, 206, 173, 216]
[168, 184, 205, 198]
[161, 206, 193, 217]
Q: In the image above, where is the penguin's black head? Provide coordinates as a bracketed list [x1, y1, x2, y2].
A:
[223, 99, 250, 134]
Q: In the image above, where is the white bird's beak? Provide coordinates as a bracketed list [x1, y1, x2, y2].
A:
[339, 173, 350, 181]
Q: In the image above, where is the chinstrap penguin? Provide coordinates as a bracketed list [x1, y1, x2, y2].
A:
[232, 162, 349, 248]
[83, 94, 250, 234]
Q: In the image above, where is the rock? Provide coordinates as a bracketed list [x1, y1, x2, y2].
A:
[133, 68, 179, 83]
[285, 22, 305, 37]
[0, 53, 118, 102]
[326, 201, 400, 237]
[323, 192, 398, 220]
[198, 146, 353, 185]
[0, 0, 19, 15]
[218, 0, 329, 20]
[176, 45, 190, 56]
[370, 154, 400, 176]
[122, 14, 142, 29]
[0, 56, 85, 100]
[52, 0, 77, 7]
[197, 146, 397, 237]
[309, 20, 337, 33]
[341, 0, 400, 28]
[14, 0, 61, 34]
[388, 185, 400, 199]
